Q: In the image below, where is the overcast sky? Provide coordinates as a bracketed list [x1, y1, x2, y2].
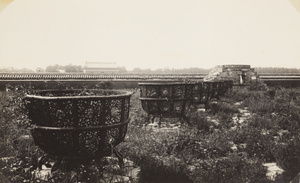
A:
[0, 0, 300, 70]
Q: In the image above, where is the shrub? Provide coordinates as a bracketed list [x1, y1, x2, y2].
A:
[139, 155, 193, 183]
[188, 111, 217, 133]
[247, 115, 278, 131]
[206, 101, 239, 129]
[230, 87, 252, 102]
[227, 124, 276, 162]
[0, 84, 33, 157]
[273, 138, 300, 182]
[249, 81, 269, 91]
[209, 101, 239, 115]
[191, 153, 268, 183]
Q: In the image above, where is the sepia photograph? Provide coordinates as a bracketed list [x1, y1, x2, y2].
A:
[0, 0, 300, 182]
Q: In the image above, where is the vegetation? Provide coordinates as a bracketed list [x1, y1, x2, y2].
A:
[1, 81, 300, 182]
[130, 67, 209, 74]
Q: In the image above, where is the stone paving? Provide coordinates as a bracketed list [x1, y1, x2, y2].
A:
[146, 120, 181, 133]
[263, 162, 284, 182]
[233, 102, 285, 181]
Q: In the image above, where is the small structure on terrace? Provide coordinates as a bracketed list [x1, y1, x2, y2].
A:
[84, 61, 120, 73]
[204, 64, 258, 85]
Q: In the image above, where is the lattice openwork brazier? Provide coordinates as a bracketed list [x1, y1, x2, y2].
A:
[24, 89, 132, 171]
[139, 82, 194, 123]
[188, 80, 234, 110]
[192, 82, 212, 109]
[223, 80, 233, 94]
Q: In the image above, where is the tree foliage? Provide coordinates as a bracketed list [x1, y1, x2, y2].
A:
[45, 64, 60, 72]
[64, 64, 83, 72]
[130, 67, 210, 74]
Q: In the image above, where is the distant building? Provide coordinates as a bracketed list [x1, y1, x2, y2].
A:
[83, 62, 120, 73]
[204, 64, 257, 85]
[58, 69, 65, 73]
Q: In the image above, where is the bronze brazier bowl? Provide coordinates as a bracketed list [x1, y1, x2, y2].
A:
[24, 89, 132, 171]
[139, 82, 194, 124]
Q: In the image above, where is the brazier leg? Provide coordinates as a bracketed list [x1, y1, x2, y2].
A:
[112, 146, 124, 168]
[51, 158, 62, 173]
[38, 155, 47, 170]
[146, 114, 150, 124]
[205, 100, 211, 111]
[182, 116, 190, 125]
[151, 116, 155, 123]
[159, 115, 162, 127]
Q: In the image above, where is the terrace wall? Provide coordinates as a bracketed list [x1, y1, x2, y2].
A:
[0, 79, 185, 91]
[204, 65, 258, 85]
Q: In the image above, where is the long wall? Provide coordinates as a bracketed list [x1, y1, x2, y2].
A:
[0, 79, 189, 91]
[1, 76, 300, 91]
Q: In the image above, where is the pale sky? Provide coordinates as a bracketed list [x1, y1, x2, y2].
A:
[0, 0, 300, 70]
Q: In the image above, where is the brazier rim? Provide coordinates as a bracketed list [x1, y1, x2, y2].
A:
[25, 89, 132, 100]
